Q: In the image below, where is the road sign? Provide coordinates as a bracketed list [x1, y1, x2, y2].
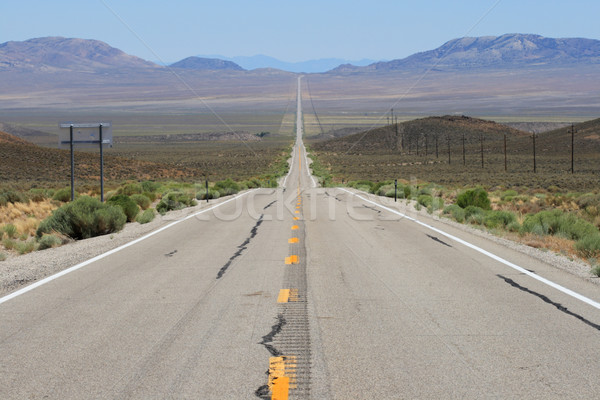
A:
[58, 122, 112, 149]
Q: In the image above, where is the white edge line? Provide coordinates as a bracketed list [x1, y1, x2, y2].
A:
[0, 190, 257, 306]
[338, 188, 600, 311]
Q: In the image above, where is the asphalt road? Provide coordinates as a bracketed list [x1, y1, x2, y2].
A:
[1, 77, 600, 399]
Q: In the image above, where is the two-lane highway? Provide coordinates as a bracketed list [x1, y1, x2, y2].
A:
[1, 76, 600, 399]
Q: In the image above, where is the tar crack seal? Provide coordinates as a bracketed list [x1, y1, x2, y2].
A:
[255, 313, 287, 398]
[498, 274, 600, 332]
[216, 214, 264, 279]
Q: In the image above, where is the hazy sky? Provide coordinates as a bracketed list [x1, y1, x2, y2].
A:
[2, 0, 600, 63]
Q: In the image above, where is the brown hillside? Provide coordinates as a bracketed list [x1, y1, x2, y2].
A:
[311, 116, 529, 154]
[0, 130, 198, 186]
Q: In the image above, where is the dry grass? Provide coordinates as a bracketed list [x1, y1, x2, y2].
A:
[0, 199, 57, 237]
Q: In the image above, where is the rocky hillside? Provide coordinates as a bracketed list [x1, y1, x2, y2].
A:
[0, 37, 159, 72]
[330, 34, 600, 72]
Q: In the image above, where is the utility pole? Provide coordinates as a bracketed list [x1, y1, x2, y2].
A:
[569, 123, 576, 173]
[462, 132, 466, 166]
[480, 132, 484, 168]
[447, 134, 451, 164]
[504, 133, 507, 172]
[533, 133, 537, 173]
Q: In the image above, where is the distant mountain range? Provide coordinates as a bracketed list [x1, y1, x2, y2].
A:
[195, 54, 377, 73]
[1, 34, 598, 75]
[332, 34, 600, 72]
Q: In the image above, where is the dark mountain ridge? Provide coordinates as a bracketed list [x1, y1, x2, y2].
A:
[169, 56, 245, 71]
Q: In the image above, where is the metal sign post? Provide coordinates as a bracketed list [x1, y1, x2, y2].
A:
[59, 122, 113, 202]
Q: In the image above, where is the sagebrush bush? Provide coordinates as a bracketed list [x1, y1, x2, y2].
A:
[130, 194, 151, 210]
[3, 224, 17, 239]
[521, 210, 598, 240]
[141, 180, 162, 193]
[53, 188, 78, 202]
[136, 209, 155, 224]
[0, 189, 28, 206]
[16, 240, 37, 255]
[443, 204, 465, 223]
[107, 194, 139, 222]
[483, 210, 517, 229]
[196, 190, 221, 200]
[417, 194, 433, 208]
[457, 188, 491, 210]
[119, 183, 143, 196]
[213, 179, 240, 196]
[36, 196, 126, 240]
[576, 234, 600, 259]
[37, 234, 62, 250]
[0, 252, 6, 261]
[156, 192, 197, 214]
[28, 188, 48, 202]
[464, 206, 485, 219]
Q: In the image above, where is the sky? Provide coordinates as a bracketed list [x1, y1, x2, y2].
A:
[2, 0, 600, 63]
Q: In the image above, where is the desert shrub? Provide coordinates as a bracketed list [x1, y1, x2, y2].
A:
[130, 194, 151, 210]
[53, 188, 78, 202]
[376, 184, 394, 197]
[119, 182, 143, 196]
[213, 179, 240, 196]
[2, 238, 16, 250]
[196, 190, 221, 200]
[575, 234, 600, 259]
[0, 253, 5, 261]
[457, 188, 491, 210]
[16, 240, 37, 255]
[0, 189, 28, 206]
[501, 189, 518, 202]
[443, 204, 465, 223]
[403, 186, 412, 199]
[417, 195, 433, 208]
[107, 194, 139, 222]
[483, 210, 517, 229]
[464, 206, 485, 219]
[141, 180, 162, 193]
[467, 213, 485, 225]
[521, 210, 598, 240]
[36, 196, 126, 240]
[431, 197, 444, 210]
[506, 221, 522, 232]
[156, 192, 197, 214]
[136, 209, 155, 224]
[28, 188, 48, 202]
[37, 234, 62, 250]
[3, 224, 17, 239]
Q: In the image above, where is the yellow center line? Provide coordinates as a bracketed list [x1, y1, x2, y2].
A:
[293, 217, 299, 221]
[288, 237, 299, 244]
[277, 289, 290, 303]
[291, 225, 299, 230]
[269, 357, 289, 400]
[285, 255, 299, 264]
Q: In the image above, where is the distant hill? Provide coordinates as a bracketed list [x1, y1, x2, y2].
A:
[311, 116, 529, 154]
[199, 54, 377, 73]
[0, 37, 159, 72]
[0, 130, 197, 184]
[170, 56, 244, 71]
[330, 34, 600, 72]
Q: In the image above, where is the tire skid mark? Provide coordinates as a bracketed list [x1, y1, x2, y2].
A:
[216, 214, 264, 279]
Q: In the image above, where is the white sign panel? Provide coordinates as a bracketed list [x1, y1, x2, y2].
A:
[58, 122, 113, 149]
